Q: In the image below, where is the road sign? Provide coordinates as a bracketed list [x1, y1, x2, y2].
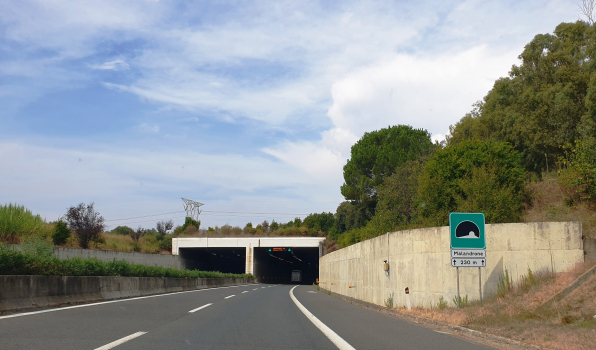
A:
[451, 249, 486, 258]
[451, 258, 486, 267]
[449, 213, 486, 249]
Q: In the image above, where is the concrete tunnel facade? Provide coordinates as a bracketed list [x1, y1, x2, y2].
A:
[172, 237, 326, 284]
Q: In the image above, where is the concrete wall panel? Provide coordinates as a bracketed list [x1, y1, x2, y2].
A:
[319, 222, 583, 309]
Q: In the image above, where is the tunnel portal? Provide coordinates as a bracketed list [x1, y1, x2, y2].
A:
[173, 237, 325, 284]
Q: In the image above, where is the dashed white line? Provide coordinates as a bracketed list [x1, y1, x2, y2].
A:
[188, 303, 212, 313]
[253, 288, 258, 290]
[290, 286, 355, 350]
[224, 295, 235, 299]
[0, 285, 253, 320]
[242, 291, 249, 294]
[94, 331, 147, 350]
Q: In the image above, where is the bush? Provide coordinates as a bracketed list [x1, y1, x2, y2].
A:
[417, 140, 527, 226]
[0, 246, 253, 279]
[52, 221, 71, 245]
[111, 225, 134, 236]
[560, 137, 596, 200]
[21, 236, 54, 258]
[0, 204, 49, 243]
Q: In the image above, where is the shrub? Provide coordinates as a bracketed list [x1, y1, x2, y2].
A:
[0, 246, 253, 279]
[560, 137, 596, 200]
[438, 296, 448, 309]
[21, 236, 54, 258]
[111, 225, 134, 236]
[52, 221, 71, 245]
[130, 227, 146, 242]
[64, 202, 105, 249]
[0, 204, 48, 243]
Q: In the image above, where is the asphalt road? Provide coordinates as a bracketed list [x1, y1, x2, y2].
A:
[0, 284, 494, 350]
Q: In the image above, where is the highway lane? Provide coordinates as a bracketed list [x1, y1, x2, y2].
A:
[0, 284, 494, 349]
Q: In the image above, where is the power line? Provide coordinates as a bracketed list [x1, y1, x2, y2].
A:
[105, 211, 185, 222]
[105, 210, 311, 223]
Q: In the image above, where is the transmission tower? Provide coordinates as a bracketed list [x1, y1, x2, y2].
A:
[181, 198, 204, 221]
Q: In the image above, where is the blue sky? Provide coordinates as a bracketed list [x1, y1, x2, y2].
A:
[0, 0, 580, 230]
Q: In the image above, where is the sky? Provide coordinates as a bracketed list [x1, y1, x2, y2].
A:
[0, 0, 581, 230]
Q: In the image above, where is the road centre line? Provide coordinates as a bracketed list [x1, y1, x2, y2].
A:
[242, 291, 248, 293]
[94, 331, 146, 350]
[253, 288, 258, 290]
[188, 303, 213, 313]
[290, 286, 355, 350]
[0, 285, 252, 321]
[224, 295, 235, 299]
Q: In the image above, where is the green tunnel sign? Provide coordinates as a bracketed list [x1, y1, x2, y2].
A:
[449, 213, 486, 249]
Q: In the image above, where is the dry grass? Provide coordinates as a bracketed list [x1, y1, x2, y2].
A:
[396, 261, 596, 350]
[524, 172, 596, 238]
[56, 233, 170, 254]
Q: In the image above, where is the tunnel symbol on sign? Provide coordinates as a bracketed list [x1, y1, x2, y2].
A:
[455, 221, 480, 239]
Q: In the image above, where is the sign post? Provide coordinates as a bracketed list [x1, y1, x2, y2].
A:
[450, 213, 486, 308]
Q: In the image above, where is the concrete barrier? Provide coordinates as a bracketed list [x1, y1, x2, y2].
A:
[0, 275, 256, 314]
[319, 222, 583, 309]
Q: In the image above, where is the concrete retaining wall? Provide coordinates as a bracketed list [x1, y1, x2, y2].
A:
[319, 222, 583, 309]
[8, 245, 184, 269]
[0, 275, 256, 313]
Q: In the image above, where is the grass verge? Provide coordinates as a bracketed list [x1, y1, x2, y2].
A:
[0, 245, 253, 279]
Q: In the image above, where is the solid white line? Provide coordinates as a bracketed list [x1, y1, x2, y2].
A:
[290, 286, 355, 350]
[224, 295, 235, 299]
[188, 303, 212, 313]
[0, 284, 252, 321]
[94, 331, 147, 350]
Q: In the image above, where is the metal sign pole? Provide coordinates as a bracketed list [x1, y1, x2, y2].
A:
[456, 267, 460, 309]
[479, 266, 482, 305]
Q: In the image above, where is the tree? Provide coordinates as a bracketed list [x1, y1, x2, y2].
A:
[270, 220, 279, 231]
[580, 0, 595, 25]
[64, 202, 105, 249]
[417, 140, 528, 226]
[52, 220, 71, 245]
[111, 225, 134, 236]
[156, 220, 174, 236]
[131, 227, 146, 242]
[303, 212, 335, 234]
[449, 21, 596, 174]
[261, 220, 269, 233]
[375, 159, 425, 230]
[334, 201, 370, 233]
[341, 125, 434, 223]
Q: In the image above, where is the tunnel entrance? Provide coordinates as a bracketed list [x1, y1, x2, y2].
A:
[179, 247, 246, 274]
[253, 247, 319, 285]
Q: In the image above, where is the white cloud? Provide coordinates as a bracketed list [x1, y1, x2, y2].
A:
[90, 59, 130, 71]
[137, 123, 159, 133]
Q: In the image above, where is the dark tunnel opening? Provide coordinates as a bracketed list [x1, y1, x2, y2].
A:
[179, 247, 246, 274]
[253, 247, 319, 285]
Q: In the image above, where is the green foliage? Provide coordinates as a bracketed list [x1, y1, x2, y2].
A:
[303, 212, 335, 234]
[453, 294, 469, 307]
[497, 269, 513, 297]
[0, 204, 49, 242]
[111, 225, 134, 236]
[159, 236, 173, 251]
[385, 292, 394, 308]
[337, 214, 394, 247]
[449, 21, 596, 173]
[182, 217, 200, 231]
[418, 140, 527, 226]
[560, 137, 596, 200]
[52, 221, 71, 245]
[0, 246, 253, 279]
[438, 296, 448, 309]
[21, 236, 54, 258]
[375, 159, 425, 230]
[334, 201, 372, 233]
[340, 125, 434, 221]
[270, 220, 279, 231]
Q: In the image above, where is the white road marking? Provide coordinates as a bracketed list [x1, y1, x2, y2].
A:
[242, 291, 248, 293]
[188, 303, 213, 313]
[290, 286, 355, 350]
[224, 295, 235, 299]
[0, 284, 253, 320]
[253, 288, 258, 290]
[94, 331, 146, 350]
[261, 287, 266, 288]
